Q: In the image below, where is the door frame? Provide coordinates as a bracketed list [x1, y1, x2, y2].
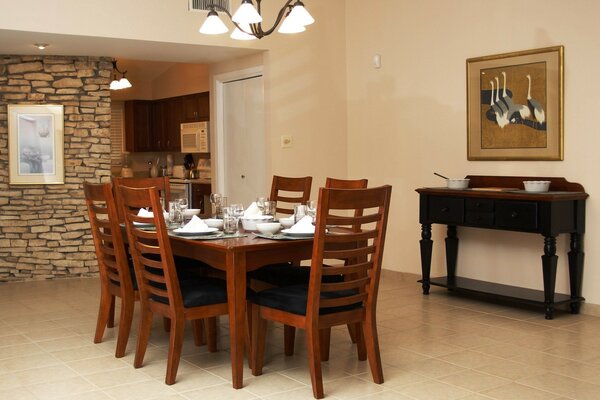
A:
[212, 66, 264, 194]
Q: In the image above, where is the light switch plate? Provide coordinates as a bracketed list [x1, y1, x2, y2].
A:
[281, 135, 293, 148]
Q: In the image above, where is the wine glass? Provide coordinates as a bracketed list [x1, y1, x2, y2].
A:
[256, 196, 267, 214]
[178, 197, 189, 221]
[209, 193, 222, 218]
[306, 200, 317, 222]
[230, 203, 245, 219]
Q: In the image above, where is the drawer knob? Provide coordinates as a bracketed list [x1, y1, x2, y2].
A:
[511, 211, 519, 218]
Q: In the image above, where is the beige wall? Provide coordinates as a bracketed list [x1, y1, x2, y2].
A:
[345, 0, 600, 308]
[153, 63, 209, 99]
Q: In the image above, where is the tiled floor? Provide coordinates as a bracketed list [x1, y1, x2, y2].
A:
[2, 271, 600, 399]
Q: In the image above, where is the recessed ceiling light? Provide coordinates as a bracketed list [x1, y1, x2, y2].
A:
[34, 43, 49, 50]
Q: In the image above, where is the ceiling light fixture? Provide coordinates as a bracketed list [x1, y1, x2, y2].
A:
[199, 0, 314, 40]
[34, 43, 49, 50]
[109, 60, 132, 91]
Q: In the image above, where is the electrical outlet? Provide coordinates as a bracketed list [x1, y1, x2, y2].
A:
[281, 135, 293, 148]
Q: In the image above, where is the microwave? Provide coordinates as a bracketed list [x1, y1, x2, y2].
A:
[180, 121, 209, 153]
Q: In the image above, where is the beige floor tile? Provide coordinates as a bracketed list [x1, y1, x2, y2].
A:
[438, 349, 503, 369]
[26, 376, 97, 400]
[475, 359, 545, 381]
[0, 343, 45, 360]
[261, 387, 325, 400]
[317, 376, 386, 399]
[67, 355, 130, 375]
[399, 339, 464, 358]
[35, 335, 90, 352]
[397, 358, 466, 379]
[51, 344, 113, 362]
[243, 372, 306, 396]
[83, 366, 155, 388]
[396, 379, 474, 400]
[355, 365, 428, 389]
[480, 383, 560, 400]
[167, 368, 229, 392]
[516, 372, 600, 399]
[102, 379, 178, 400]
[0, 365, 78, 389]
[0, 387, 37, 400]
[438, 370, 510, 392]
[182, 383, 259, 400]
[0, 333, 32, 347]
[57, 391, 113, 400]
[0, 352, 61, 372]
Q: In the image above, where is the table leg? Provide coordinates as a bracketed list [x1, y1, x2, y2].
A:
[568, 233, 584, 314]
[445, 225, 458, 286]
[420, 224, 432, 294]
[542, 235, 558, 320]
[226, 251, 246, 389]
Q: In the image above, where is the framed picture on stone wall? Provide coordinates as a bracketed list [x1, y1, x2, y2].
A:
[8, 104, 64, 184]
[467, 46, 564, 160]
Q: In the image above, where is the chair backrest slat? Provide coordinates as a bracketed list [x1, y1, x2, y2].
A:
[306, 185, 392, 318]
[270, 175, 312, 216]
[113, 177, 171, 222]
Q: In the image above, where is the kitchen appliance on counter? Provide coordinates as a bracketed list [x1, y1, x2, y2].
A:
[170, 177, 212, 216]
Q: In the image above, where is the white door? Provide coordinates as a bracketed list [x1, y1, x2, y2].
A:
[221, 74, 265, 206]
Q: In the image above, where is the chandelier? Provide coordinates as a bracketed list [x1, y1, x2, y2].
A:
[109, 60, 132, 91]
[199, 0, 314, 40]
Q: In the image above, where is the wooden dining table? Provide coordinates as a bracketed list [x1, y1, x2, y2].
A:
[168, 233, 314, 389]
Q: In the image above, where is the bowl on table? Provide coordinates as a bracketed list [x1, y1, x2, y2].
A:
[256, 222, 281, 236]
[523, 180, 551, 192]
[279, 216, 295, 229]
[205, 218, 224, 229]
[241, 216, 274, 232]
[447, 179, 470, 189]
[182, 209, 201, 219]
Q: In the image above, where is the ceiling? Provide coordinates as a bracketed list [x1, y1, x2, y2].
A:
[0, 29, 262, 100]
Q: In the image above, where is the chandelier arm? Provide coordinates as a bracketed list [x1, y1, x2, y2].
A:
[254, 0, 295, 37]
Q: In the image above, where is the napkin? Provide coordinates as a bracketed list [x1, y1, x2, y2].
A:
[137, 208, 169, 220]
[287, 215, 315, 234]
[244, 202, 262, 217]
[178, 215, 209, 232]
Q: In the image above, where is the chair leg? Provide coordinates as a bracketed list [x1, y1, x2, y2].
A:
[363, 317, 383, 384]
[115, 297, 135, 358]
[206, 317, 218, 352]
[355, 323, 367, 361]
[93, 290, 112, 344]
[163, 316, 171, 332]
[306, 325, 324, 399]
[134, 308, 153, 369]
[347, 323, 358, 344]
[320, 328, 331, 362]
[107, 295, 116, 328]
[284, 325, 296, 356]
[251, 306, 267, 376]
[165, 317, 186, 385]
[191, 319, 206, 346]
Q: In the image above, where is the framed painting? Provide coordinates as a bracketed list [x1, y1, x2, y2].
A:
[8, 104, 64, 184]
[467, 46, 564, 160]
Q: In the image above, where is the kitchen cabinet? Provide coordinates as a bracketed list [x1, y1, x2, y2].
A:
[124, 92, 208, 152]
[124, 100, 153, 152]
[191, 182, 211, 216]
[182, 92, 209, 122]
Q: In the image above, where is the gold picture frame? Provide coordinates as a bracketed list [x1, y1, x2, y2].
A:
[8, 104, 64, 184]
[467, 46, 564, 160]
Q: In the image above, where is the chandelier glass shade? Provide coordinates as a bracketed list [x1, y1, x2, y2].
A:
[198, 0, 314, 40]
[109, 60, 132, 91]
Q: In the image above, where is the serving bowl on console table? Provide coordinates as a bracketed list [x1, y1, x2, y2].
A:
[447, 179, 470, 189]
[523, 180, 551, 192]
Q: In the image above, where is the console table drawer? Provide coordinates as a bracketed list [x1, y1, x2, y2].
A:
[429, 197, 464, 224]
[495, 201, 538, 230]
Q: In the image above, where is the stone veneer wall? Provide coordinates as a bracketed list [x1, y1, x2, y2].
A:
[0, 55, 113, 281]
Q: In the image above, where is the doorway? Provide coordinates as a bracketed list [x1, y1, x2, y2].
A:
[214, 67, 265, 206]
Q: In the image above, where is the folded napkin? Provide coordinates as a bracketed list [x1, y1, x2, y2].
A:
[287, 215, 315, 234]
[244, 202, 262, 217]
[178, 215, 209, 232]
[137, 208, 169, 220]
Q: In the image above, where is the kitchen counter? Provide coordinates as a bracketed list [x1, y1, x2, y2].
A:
[169, 177, 211, 184]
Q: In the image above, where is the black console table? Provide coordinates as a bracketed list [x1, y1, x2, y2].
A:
[416, 175, 587, 319]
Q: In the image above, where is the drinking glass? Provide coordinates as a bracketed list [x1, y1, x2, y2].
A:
[230, 203, 245, 219]
[178, 197, 189, 220]
[306, 200, 317, 222]
[294, 204, 307, 224]
[209, 193, 222, 218]
[256, 196, 267, 214]
[222, 206, 238, 234]
[264, 200, 277, 219]
[168, 200, 183, 227]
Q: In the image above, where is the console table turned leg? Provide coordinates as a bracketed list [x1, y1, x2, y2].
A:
[568, 233, 585, 314]
[420, 224, 432, 295]
[542, 235, 558, 319]
[445, 226, 458, 286]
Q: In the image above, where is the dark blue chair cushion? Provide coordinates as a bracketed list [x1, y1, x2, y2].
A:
[151, 277, 228, 308]
[249, 263, 344, 286]
[249, 284, 361, 316]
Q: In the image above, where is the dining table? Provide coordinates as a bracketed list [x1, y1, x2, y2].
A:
[168, 232, 314, 389]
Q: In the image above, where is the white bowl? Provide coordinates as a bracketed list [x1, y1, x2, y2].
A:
[447, 179, 470, 189]
[279, 217, 295, 229]
[182, 209, 201, 219]
[523, 180, 550, 192]
[241, 215, 274, 231]
[256, 222, 281, 235]
[205, 218, 224, 229]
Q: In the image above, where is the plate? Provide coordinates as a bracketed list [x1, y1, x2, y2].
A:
[133, 222, 154, 228]
[281, 229, 314, 238]
[172, 227, 219, 236]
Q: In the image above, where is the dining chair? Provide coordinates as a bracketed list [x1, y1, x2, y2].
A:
[250, 185, 392, 399]
[112, 176, 171, 221]
[269, 175, 312, 216]
[117, 184, 229, 385]
[84, 182, 138, 358]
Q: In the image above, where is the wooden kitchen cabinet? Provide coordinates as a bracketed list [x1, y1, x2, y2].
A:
[182, 92, 209, 122]
[124, 100, 153, 152]
[191, 183, 211, 216]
